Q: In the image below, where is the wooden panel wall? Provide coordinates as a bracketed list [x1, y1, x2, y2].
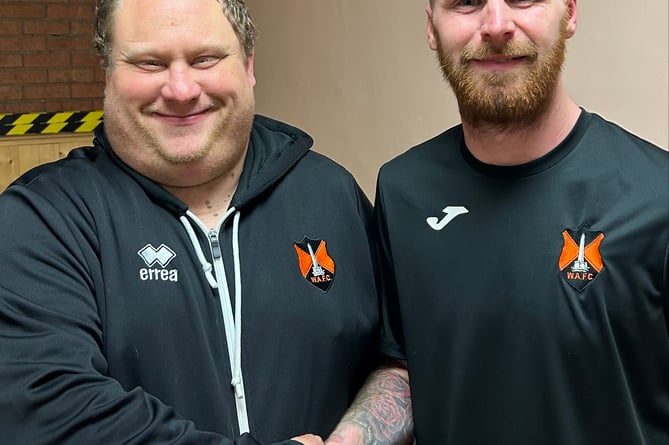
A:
[0, 133, 94, 192]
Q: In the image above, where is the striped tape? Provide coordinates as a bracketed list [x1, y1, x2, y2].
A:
[0, 111, 103, 136]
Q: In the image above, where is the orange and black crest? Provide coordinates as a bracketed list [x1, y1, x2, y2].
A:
[558, 226, 605, 291]
[293, 237, 335, 292]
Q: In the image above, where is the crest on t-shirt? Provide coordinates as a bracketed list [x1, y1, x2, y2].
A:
[293, 237, 335, 292]
[558, 225, 605, 291]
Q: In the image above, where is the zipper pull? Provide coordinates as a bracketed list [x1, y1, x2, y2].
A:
[231, 376, 244, 399]
[209, 230, 222, 260]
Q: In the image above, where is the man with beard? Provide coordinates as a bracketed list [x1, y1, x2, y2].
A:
[362, 0, 668, 444]
[0, 1, 413, 444]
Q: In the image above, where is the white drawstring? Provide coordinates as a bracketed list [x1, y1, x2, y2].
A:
[179, 215, 217, 288]
[230, 211, 244, 399]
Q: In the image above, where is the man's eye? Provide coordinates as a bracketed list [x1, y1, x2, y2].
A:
[452, 0, 482, 8]
[192, 56, 220, 69]
[136, 60, 165, 71]
[507, 0, 536, 8]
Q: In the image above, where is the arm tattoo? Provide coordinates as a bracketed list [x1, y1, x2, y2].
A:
[328, 362, 414, 445]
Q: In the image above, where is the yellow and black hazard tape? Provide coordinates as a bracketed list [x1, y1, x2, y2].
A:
[0, 111, 103, 136]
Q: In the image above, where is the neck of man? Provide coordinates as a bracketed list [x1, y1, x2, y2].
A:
[461, 84, 581, 166]
[163, 151, 247, 231]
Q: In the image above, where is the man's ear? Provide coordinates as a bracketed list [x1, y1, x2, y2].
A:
[565, 0, 578, 39]
[426, 5, 438, 51]
[246, 53, 256, 87]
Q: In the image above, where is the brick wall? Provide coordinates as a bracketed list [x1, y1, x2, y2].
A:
[0, 0, 105, 114]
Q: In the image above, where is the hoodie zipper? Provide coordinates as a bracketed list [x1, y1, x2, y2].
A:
[207, 227, 250, 434]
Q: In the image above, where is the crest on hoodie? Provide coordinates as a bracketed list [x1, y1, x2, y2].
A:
[293, 237, 335, 292]
[558, 226, 605, 291]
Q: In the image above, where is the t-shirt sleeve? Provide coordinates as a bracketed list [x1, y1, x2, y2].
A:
[373, 180, 407, 360]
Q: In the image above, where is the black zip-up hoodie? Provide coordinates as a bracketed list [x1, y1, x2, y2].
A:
[0, 115, 379, 444]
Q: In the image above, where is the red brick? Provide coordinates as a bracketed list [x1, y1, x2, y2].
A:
[23, 52, 71, 67]
[94, 69, 106, 82]
[70, 21, 95, 36]
[0, 36, 46, 51]
[1, 0, 102, 114]
[24, 83, 71, 100]
[0, 20, 22, 35]
[0, 86, 23, 101]
[0, 100, 47, 114]
[47, 4, 94, 20]
[47, 35, 91, 51]
[0, 53, 23, 68]
[45, 99, 96, 113]
[0, 4, 46, 19]
[71, 52, 100, 68]
[49, 68, 95, 83]
[23, 20, 70, 35]
[91, 97, 103, 110]
[0, 69, 47, 84]
[71, 82, 104, 98]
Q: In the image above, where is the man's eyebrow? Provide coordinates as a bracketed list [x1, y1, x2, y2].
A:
[118, 41, 234, 58]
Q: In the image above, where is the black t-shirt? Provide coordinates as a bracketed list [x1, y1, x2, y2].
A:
[376, 111, 669, 445]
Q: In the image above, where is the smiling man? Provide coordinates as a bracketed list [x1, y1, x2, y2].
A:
[0, 1, 391, 444]
[101, 0, 257, 199]
[370, 0, 669, 444]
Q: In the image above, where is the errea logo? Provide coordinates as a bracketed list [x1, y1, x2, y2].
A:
[137, 244, 179, 282]
[138, 244, 176, 267]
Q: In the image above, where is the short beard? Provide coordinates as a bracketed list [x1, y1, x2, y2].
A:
[436, 17, 568, 131]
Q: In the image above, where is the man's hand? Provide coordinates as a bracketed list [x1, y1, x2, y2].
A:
[291, 433, 325, 445]
[324, 427, 363, 445]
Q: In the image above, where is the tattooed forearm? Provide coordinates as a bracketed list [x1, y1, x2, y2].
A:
[326, 361, 413, 445]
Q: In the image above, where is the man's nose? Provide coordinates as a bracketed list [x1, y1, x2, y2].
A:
[480, 0, 516, 46]
[161, 65, 202, 102]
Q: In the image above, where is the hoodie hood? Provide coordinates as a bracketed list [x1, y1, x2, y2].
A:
[233, 114, 313, 210]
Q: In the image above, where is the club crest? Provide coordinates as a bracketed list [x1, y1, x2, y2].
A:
[558, 226, 605, 291]
[293, 237, 335, 292]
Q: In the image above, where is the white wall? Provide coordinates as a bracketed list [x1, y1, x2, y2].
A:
[247, 0, 668, 198]
[564, 1, 668, 148]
